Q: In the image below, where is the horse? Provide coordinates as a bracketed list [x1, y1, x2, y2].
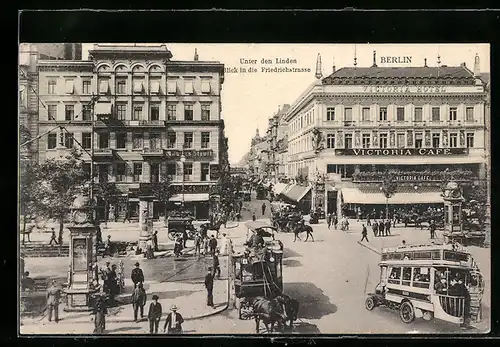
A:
[275, 294, 300, 329]
[250, 296, 287, 333]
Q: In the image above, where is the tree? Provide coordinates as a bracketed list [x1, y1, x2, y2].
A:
[19, 160, 42, 244]
[93, 181, 121, 228]
[34, 148, 89, 236]
[380, 171, 397, 220]
[150, 175, 173, 219]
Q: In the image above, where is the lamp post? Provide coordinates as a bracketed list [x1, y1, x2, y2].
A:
[180, 154, 186, 208]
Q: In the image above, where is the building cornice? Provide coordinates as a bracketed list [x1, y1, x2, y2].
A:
[38, 60, 94, 73]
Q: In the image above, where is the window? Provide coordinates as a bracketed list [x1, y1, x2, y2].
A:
[466, 107, 474, 121]
[116, 132, 127, 149]
[379, 133, 388, 148]
[362, 108, 370, 122]
[466, 133, 474, 148]
[116, 104, 127, 120]
[116, 163, 126, 182]
[345, 133, 353, 149]
[415, 133, 423, 148]
[201, 132, 210, 149]
[167, 104, 176, 121]
[82, 80, 91, 94]
[167, 131, 176, 148]
[449, 133, 458, 148]
[48, 80, 56, 94]
[344, 107, 352, 121]
[184, 80, 194, 94]
[133, 133, 143, 149]
[201, 163, 210, 181]
[82, 132, 91, 149]
[150, 79, 160, 94]
[432, 133, 440, 148]
[99, 133, 109, 149]
[183, 162, 193, 181]
[184, 132, 193, 148]
[150, 163, 160, 183]
[397, 133, 405, 148]
[65, 104, 74, 121]
[402, 267, 412, 286]
[47, 133, 57, 149]
[201, 80, 211, 93]
[150, 104, 160, 121]
[432, 107, 440, 122]
[150, 133, 160, 149]
[48, 105, 57, 120]
[414, 107, 423, 122]
[63, 133, 74, 148]
[326, 134, 335, 148]
[116, 79, 126, 94]
[133, 105, 143, 121]
[362, 134, 371, 148]
[98, 165, 108, 183]
[449, 107, 458, 121]
[326, 107, 335, 121]
[412, 268, 430, 289]
[201, 104, 211, 121]
[396, 107, 405, 122]
[65, 80, 75, 94]
[379, 107, 387, 121]
[388, 267, 401, 284]
[166, 163, 176, 178]
[82, 104, 92, 121]
[99, 79, 109, 94]
[133, 163, 143, 182]
[133, 79, 144, 94]
[184, 104, 194, 121]
[167, 80, 177, 94]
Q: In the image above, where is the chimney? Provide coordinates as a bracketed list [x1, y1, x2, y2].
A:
[474, 53, 481, 77]
[372, 50, 377, 67]
[437, 54, 441, 66]
[315, 53, 323, 79]
[332, 57, 336, 73]
[424, 58, 428, 67]
[460, 62, 466, 67]
[194, 48, 199, 61]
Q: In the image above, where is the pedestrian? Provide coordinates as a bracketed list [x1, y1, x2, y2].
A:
[205, 267, 215, 307]
[148, 294, 162, 334]
[378, 220, 385, 237]
[360, 224, 369, 242]
[49, 228, 58, 245]
[430, 220, 436, 239]
[164, 304, 184, 334]
[194, 232, 202, 256]
[261, 202, 267, 216]
[57, 230, 63, 246]
[92, 293, 108, 334]
[21, 271, 35, 292]
[101, 261, 112, 295]
[108, 264, 118, 304]
[327, 213, 333, 229]
[152, 230, 159, 252]
[123, 208, 131, 223]
[252, 211, 256, 222]
[104, 235, 112, 256]
[182, 228, 188, 248]
[372, 221, 378, 237]
[213, 250, 221, 279]
[46, 280, 61, 323]
[96, 225, 103, 246]
[333, 215, 338, 230]
[131, 262, 145, 288]
[357, 209, 362, 222]
[367, 215, 371, 227]
[132, 282, 147, 322]
[209, 235, 218, 257]
[385, 219, 392, 236]
[401, 240, 407, 246]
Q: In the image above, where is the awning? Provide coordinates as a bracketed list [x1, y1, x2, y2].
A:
[280, 184, 311, 202]
[95, 102, 112, 115]
[341, 187, 443, 205]
[169, 193, 210, 202]
[273, 183, 289, 195]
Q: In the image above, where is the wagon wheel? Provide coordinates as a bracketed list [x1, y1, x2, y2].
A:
[399, 301, 415, 324]
[168, 229, 178, 241]
[365, 296, 376, 311]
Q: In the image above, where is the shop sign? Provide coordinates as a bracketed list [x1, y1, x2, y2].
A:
[335, 148, 468, 156]
[171, 184, 211, 194]
[165, 149, 214, 159]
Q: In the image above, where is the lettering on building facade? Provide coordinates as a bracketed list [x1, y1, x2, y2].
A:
[362, 85, 447, 93]
[334, 148, 468, 156]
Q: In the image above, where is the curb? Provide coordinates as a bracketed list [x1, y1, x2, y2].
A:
[357, 241, 381, 255]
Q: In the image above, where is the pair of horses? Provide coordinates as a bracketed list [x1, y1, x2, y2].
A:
[248, 294, 300, 333]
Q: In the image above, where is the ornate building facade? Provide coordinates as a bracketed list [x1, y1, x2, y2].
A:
[36, 44, 227, 220]
[284, 52, 488, 218]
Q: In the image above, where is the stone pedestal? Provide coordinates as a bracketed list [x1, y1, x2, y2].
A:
[138, 196, 154, 251]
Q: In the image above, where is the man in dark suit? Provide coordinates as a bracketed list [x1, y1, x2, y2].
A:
[152, 230, 159, 252]
[148, 294, 162, 334]
[209, 235, 218, 257]
[385, 219, 392, 236]
[131, 262, 144, 288]
[132, 282, 147, 322]
[164, 304, 184, 334]
[378, 220, 385, 237]
[212, 251, 221, 279]
[46, 280, 61, 323]
[205, 268, 214, 307]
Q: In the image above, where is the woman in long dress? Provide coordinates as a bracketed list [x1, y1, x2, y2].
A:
[219, 233, 228, 255]
[93, 294, 108, 334]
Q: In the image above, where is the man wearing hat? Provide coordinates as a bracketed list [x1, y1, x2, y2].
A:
[147, 294, 162, 334]
[132, 282, 147, 322]
[131, 262, 145, 288]
[101, 261, 112, 295]
[204, 268, 214, 307]
[164, 304, 184, 334]
[46, 280, 61, 323]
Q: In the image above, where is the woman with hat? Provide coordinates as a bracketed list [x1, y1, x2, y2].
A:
[164, 304, 184, 334]
[148, 294, 162, 334]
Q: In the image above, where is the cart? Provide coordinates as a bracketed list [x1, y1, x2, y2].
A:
[166, 216, 196, 241]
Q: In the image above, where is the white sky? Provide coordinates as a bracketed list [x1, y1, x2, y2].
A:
[82, 43, 490, 164]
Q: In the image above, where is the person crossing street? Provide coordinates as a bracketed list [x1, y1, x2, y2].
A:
[360, 224, 369, 243]
[131, 262, 145, 288]
[205, 268, 214, 307]
[131, 282, 147, 322]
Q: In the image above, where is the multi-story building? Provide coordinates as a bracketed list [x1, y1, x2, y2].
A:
[284, 52, 488, 218]
[36, 44, 226, 220]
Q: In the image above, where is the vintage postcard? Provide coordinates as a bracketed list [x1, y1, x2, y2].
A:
[18, 43, 490, 335]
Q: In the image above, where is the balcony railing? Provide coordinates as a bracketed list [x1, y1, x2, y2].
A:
[94, 148, 114, 157]
[141, 148, 165, 158]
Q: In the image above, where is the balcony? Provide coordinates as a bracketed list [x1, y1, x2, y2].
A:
[141, 148, 165, 159]
[164, 149, 214, 160]
[93, 118, 125, 128]
[125, 120, 166, 127]
[93, 148, 115, 160]
[343, 121, 355, 127]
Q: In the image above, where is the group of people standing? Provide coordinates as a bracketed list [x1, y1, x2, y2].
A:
[369, 219, 393, 237]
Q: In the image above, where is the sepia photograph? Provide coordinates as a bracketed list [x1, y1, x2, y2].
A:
[18, 42, 490, 335]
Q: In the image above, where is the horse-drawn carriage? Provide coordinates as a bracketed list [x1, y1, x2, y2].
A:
[166, 216, 196, 241]
[270, 202, 303, 233]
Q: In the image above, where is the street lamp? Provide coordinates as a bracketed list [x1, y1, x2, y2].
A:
[180, 154, 186, 208]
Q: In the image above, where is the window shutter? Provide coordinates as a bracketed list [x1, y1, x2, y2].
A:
[167, 81, 177, 94]
[176, 162, 182, 177]
[65, 80, 75, 94]
[201, 80, 211, 93]
[150, 79, 160, 94]
[184, 80, 194, 94]
[133, 79, 144, 93]
[99, 79, 109, 94]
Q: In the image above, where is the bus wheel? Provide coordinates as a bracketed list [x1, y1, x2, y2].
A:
[399, 301, 415, 324]
[365, 296, 376, 311]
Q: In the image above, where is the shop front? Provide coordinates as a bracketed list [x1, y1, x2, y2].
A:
[279, 184, 312, 214]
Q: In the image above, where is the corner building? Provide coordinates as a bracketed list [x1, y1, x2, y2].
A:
[37, 44, 226, 221]
[284, 55, 487, 219]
